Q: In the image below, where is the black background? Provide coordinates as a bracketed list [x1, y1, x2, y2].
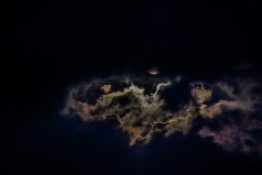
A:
[2, 0, 262, 174]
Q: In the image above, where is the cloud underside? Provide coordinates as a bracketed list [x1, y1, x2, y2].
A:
[63, 76, 262, 154]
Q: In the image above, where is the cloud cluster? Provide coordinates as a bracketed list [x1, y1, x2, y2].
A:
[63, 76, 262, 154]
[198, 120, 262, 154]
[198, 80, 258, 119]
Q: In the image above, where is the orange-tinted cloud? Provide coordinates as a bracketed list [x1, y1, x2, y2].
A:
[63, 76, 262, 154]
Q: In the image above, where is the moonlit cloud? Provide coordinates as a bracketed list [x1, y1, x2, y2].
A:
[198, 117, 262, 154]
[63, 75, 262, 154]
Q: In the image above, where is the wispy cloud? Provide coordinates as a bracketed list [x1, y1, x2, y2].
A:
[63, 76, 262, 154]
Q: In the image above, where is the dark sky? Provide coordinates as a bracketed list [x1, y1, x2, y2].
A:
[3, 0, 262, 174]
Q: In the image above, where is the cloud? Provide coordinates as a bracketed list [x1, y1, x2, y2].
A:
[196, 80, 258, 119]
[198, 117, 262, 154]
[63, 76, 262, 154]
[197, 79, 262, 154]
[101, 84, 111, 93]
[63, 76, 197, 145]
[190, 82, 212, 105]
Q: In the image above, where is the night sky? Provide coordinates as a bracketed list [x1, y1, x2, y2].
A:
[3, 0, 262, 174]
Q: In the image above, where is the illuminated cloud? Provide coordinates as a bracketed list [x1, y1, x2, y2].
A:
[101, 84, 111, 94]
[63, 76, 262, 154]
[198, 80, 258, 119]
[190, 82, 212, 105]
[198, 118, 262, 154]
